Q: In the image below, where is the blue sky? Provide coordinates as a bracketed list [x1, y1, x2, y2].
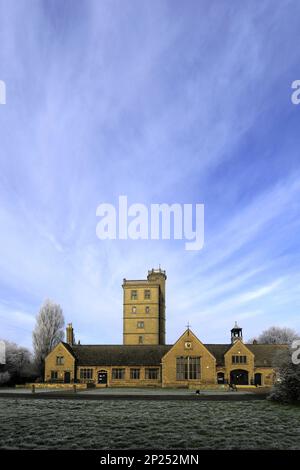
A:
[0, 0, 300, 349]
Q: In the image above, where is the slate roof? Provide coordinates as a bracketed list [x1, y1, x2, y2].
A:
[246, 344, 288, 366]
[62, 342, 288, 367]
[61, 342, 75, 356]
[205, 343, 288, 367]
[205, 344, 231, 366]
[69, 344, 172, 366]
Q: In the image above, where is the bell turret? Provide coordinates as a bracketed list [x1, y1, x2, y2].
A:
[231, 321, 243, 344]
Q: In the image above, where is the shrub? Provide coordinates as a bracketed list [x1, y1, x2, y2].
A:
[0, 371, 11, 385]
[269, 360, 300, 403]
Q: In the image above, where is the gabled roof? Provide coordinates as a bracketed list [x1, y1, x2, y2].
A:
[61, 342, 76, 357]
[206, 343, 288, 367]
[44, 341, 76, 361]
[161, 328, 217, 362]
[60, 342, 289, 367]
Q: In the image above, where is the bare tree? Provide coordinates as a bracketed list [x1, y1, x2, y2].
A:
[250, 326, 299, 345]
[5, 342, 33, 376]
[33, 300, 65, 379]
[0, 340, 33, 385]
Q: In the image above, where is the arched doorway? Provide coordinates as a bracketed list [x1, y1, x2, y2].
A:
[217, 372, 225, 384]
[98, 370, 108, 385]
[230, 369, 249, 385]
[254, 373, 262, 386]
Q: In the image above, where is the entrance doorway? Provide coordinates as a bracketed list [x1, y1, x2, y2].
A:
[64, 371, 71, 383]
[254, 373, 262, 386]
[230, 369, 248, 385]
[98, 370, 108, 385]
[217, 372, 225, 384]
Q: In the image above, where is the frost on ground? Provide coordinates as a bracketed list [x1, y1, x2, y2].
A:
[0, 399, 299, 449]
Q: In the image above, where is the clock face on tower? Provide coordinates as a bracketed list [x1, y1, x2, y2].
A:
[184, 341, 192, 350]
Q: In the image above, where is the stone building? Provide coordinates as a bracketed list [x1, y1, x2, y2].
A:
[45, 268, 287, 387]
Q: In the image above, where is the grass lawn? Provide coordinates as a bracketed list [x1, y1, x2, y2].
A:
[0, 398, 299, 449]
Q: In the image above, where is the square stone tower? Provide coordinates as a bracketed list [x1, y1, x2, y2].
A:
[122, 268, 167, 345]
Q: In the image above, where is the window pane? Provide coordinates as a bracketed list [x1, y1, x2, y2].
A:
[144, 290, 151, 299]
[130, 368, 140, 380]
[131, 290, 137, 300]
[56, 356, 64, 365]
[112, 368, 125, 379]
[145, 368, 159, 379]
[176, 356, 201, 380]
[80, 368, 93, 380]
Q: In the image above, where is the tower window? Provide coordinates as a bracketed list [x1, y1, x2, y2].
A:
[132, 306, 137, 314]
[138, 336, 144, 344]
[145, 306, 150, 314]
[137, 321, 144, 328]
[144, 289, 151, 299]
[131, 290, 138, 300]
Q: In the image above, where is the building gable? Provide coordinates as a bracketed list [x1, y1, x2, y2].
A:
[224, 339, 255, 373]
[45, 341, 75, 362]
[162, 329, 217, 363]
[44, 342, 76, 383]
[161, 329, 217, 386]
[224, 340, 254, 360]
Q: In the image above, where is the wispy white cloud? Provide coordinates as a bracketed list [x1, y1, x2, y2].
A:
[0, 1, 300, 348]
